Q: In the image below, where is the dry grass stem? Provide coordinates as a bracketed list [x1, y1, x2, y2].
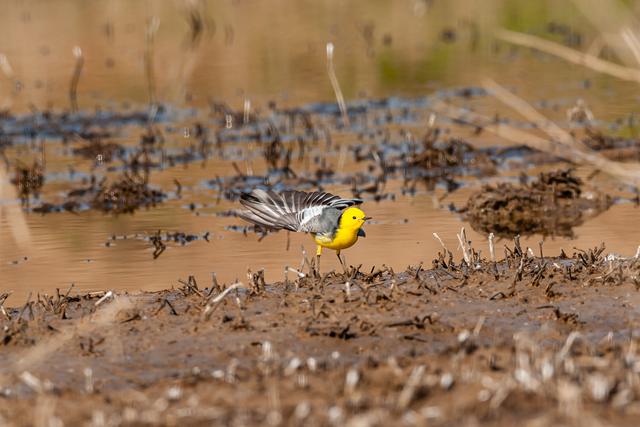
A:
[145, 17, 160, 122]
[488, 233, 495, 262]
[69, 46, 84, 113]
[456, 227, 471, 265]
[94, 290, 114, 307]
[484, 78, 640, 185]
[0, 53, 13, 79]
[202, 282, 245, 319]
[243, 99, 251, 124]
[432, 83, 640, 185]
[432, 232, 447, 251]
[495, 28, 640, 83]
[572, 0, 640, 67]
[397, 365, 425, 410]
[326, 43, 349, 126]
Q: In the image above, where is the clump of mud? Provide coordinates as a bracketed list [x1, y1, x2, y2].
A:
[11, 161, 44, 206]
[92, 173, 165, 214]
[461, 169, 612, 237]
[581, 128, 640, 162]
[72, 139, 125, 163]
[33, 172, 165, 214]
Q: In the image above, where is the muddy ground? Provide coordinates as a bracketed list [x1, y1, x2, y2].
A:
[1, 243, 640, 426]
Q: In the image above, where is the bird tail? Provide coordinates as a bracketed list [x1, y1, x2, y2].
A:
[238, 189, 297, 231]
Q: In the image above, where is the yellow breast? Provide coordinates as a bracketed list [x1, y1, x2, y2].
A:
[314, 227, 359, 251]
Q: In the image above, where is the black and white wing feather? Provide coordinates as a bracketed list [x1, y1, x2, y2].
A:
[238, 189, 361, 233]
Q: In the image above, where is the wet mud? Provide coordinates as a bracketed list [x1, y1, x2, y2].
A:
[4, 88, 577, 216]
[1, 245, 640, 426]
[460, 169, 613, 238]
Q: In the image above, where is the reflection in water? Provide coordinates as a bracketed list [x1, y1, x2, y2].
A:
[1, 0, 640, 303]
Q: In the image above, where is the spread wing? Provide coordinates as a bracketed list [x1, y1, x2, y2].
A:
[238, 189, 362, 233]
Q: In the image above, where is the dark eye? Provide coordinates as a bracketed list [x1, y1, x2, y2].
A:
[352, 216, 356, 219]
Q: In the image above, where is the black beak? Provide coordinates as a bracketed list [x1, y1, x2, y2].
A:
[363, 216, 372, 221]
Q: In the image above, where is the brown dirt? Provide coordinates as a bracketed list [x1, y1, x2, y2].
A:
[1, 244, 640, 426]
[460, 169, 612, 238]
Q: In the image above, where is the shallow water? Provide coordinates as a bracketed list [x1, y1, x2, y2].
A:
[2, 0, 640, 302]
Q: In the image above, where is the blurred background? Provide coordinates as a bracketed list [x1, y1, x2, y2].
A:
[2, 0, 640, 302]
[2, 0, 638, 115]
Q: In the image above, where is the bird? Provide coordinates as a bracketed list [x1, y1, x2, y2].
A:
[238, 189, 370, 273]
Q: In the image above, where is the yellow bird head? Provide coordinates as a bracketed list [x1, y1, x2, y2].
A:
[340, 207, 371, 231]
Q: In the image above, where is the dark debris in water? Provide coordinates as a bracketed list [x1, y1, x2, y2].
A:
[224, 223, 274, 240]
[0, 108, 167, 141]
[460, 169, 612, 238]
[3, 89, 636, 245]
[32, 172, 165, 215]
[105, 230, 211, 258]
[11, 161, 44, 206]
[354, 128, 497, 195]
[72, 139, 125, 163]
[92, 172, 165, 214]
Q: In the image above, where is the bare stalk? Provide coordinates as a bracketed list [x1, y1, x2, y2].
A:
[145, 17, 160, 122]
[243, 99, 251, 124]
[94, 290, 114, 307]
[432, 232, 447, 251]
[0, 53, 13, 80]
[456, 227, 471, 265]
[488, 233, 495, 262]
[69, 46, 84, 113]
[202, 282, 245, 319]
[326, 43, 349, 126]
[0, 53, 13, 109]
[397, 365, 425, 410]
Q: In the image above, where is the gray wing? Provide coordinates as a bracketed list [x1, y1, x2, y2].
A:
[238, 189, 361, 233]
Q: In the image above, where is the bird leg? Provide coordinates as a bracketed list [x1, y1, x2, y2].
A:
[315, 245, 322, 277]
[336, 250, 348, 274]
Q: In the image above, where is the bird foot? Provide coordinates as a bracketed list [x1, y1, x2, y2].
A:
[337, 253, 349, 275]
